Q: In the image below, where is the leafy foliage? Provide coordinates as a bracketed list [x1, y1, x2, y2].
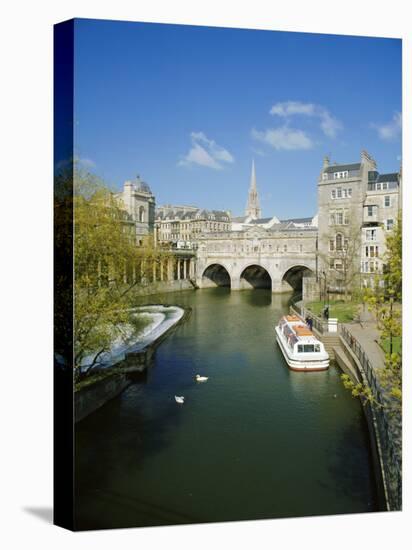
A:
[341, 212, 402, 411]
[73, 167, 171, 378]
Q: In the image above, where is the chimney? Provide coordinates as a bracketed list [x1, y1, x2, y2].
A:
[361, 150, 377, 169]
[323, 155, 330, 169]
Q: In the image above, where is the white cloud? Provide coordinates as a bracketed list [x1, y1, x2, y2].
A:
[373, 112, 402, 141]
[269, 100, 342, 138]
[178, 132, 234, 170]
[252, 126, 313, 151]
[270, 101, 316, 117]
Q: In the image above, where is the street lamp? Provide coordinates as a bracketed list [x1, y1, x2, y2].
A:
[389, 291, 394, 356]
[321, 270, 327, 308]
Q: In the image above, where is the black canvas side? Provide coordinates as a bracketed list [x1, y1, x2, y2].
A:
[53, 18, 75, 531]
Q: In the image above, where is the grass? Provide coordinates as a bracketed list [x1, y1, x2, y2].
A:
[380, 336, 402, 355]
[304, 300, 360, 323]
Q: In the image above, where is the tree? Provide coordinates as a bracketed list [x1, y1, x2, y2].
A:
[342, 211, 402, 411]
[73, 167, 171, 379]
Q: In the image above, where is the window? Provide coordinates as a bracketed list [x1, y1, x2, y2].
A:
[323, 173, 328, 181]
[335, 260, 343, 271]
[336, 233, 343, 251]
[377, 182, 389, 190]
[333, 171, 348, 179]
[297, 345, 304, 353]
[336, 211, 343, 225]
[138, 206, 145, 222]
[329, 239, 335, 252]
[344, 210, 349, 225]
[367, 205, 374, 217]
[384, 196, 391, 207]
[303, 345, 315, 353]
[336, 187, 342, 198]
[331, 189, 336, 199]
[365, 245, 378, 258]
[366, 229, 377, 241]
[347, 188, 352, 197]
[329, 258, 335, 269]
[386, 219, 394, 230]
[329, 212, 336, 225]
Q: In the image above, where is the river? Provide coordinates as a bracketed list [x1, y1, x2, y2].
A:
[75, 288, 379, 530]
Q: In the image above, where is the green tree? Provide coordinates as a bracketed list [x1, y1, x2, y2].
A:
[73, 167, 170, 379]
[342, 212, 402, 410]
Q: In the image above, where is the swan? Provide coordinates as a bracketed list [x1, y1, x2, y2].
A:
[195, 374, 208, 382]
[175, 395, 185, 404]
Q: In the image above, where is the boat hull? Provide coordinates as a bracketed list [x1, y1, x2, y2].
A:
[275, 327, 329, 371]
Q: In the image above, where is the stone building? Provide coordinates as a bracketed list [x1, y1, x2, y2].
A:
[116, 175, 156, 245]
[155, 205, 231, 245]
[317, 150, 401, 289]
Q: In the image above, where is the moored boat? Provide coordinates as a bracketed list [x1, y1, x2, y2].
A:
[275, 315, 329, 371]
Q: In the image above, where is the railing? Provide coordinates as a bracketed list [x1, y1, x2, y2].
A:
[340, 325, 402, 511]
[290, 302, 330, 334]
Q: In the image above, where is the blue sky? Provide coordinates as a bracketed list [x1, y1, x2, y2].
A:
[74, 19, 401, 219]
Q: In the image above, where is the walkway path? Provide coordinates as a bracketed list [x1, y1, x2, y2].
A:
[343, 307, 386, 371]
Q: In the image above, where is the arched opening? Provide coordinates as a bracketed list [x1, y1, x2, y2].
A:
[202, 264, 231, 288]
[138, 206, 145, 223]
[282, 265, 314, 293]
[240, 265, 272, 289]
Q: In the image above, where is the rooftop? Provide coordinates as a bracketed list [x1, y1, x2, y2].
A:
[324, 163, 361, 174]
[377, 172, 399, 183]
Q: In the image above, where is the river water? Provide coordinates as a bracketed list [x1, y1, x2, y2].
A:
[75, 288, 379, 530]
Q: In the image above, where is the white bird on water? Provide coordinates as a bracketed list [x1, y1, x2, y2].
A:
[195, 375, 209, 382]
[175, 395, 185, 404]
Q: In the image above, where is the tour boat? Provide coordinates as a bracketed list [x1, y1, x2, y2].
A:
[275, 315, 329, 371]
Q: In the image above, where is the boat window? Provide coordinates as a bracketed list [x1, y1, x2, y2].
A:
[297, 345, 304, 353]
[314, 344, 320, 352]
[303, 345, 315, 353]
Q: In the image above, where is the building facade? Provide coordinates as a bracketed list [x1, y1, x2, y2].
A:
[155, 205, 231, 246]
[116, 175, 156, 245]
[317, 150, 401, 289]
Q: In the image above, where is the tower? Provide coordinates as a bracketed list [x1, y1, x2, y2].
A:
[245, 159, 261, 219]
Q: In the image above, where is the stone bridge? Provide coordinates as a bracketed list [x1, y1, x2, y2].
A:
[194, 227, 318, 293]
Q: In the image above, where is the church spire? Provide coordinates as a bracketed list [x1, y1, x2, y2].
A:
[245, 159, 261, 219]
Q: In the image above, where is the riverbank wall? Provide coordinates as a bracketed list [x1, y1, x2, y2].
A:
[132, 279, 195, 296]
[75, 306, 191, 423]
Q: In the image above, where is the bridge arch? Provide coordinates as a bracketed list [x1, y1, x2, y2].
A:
[281, 264, 315, 292]
[202, 263, 231, 288]
[239, 264, 272, 290]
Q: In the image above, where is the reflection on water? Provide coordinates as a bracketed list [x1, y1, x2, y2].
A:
[75, 288, 379, 530]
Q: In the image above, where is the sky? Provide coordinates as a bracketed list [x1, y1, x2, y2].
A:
[74, 19, 402, 219]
